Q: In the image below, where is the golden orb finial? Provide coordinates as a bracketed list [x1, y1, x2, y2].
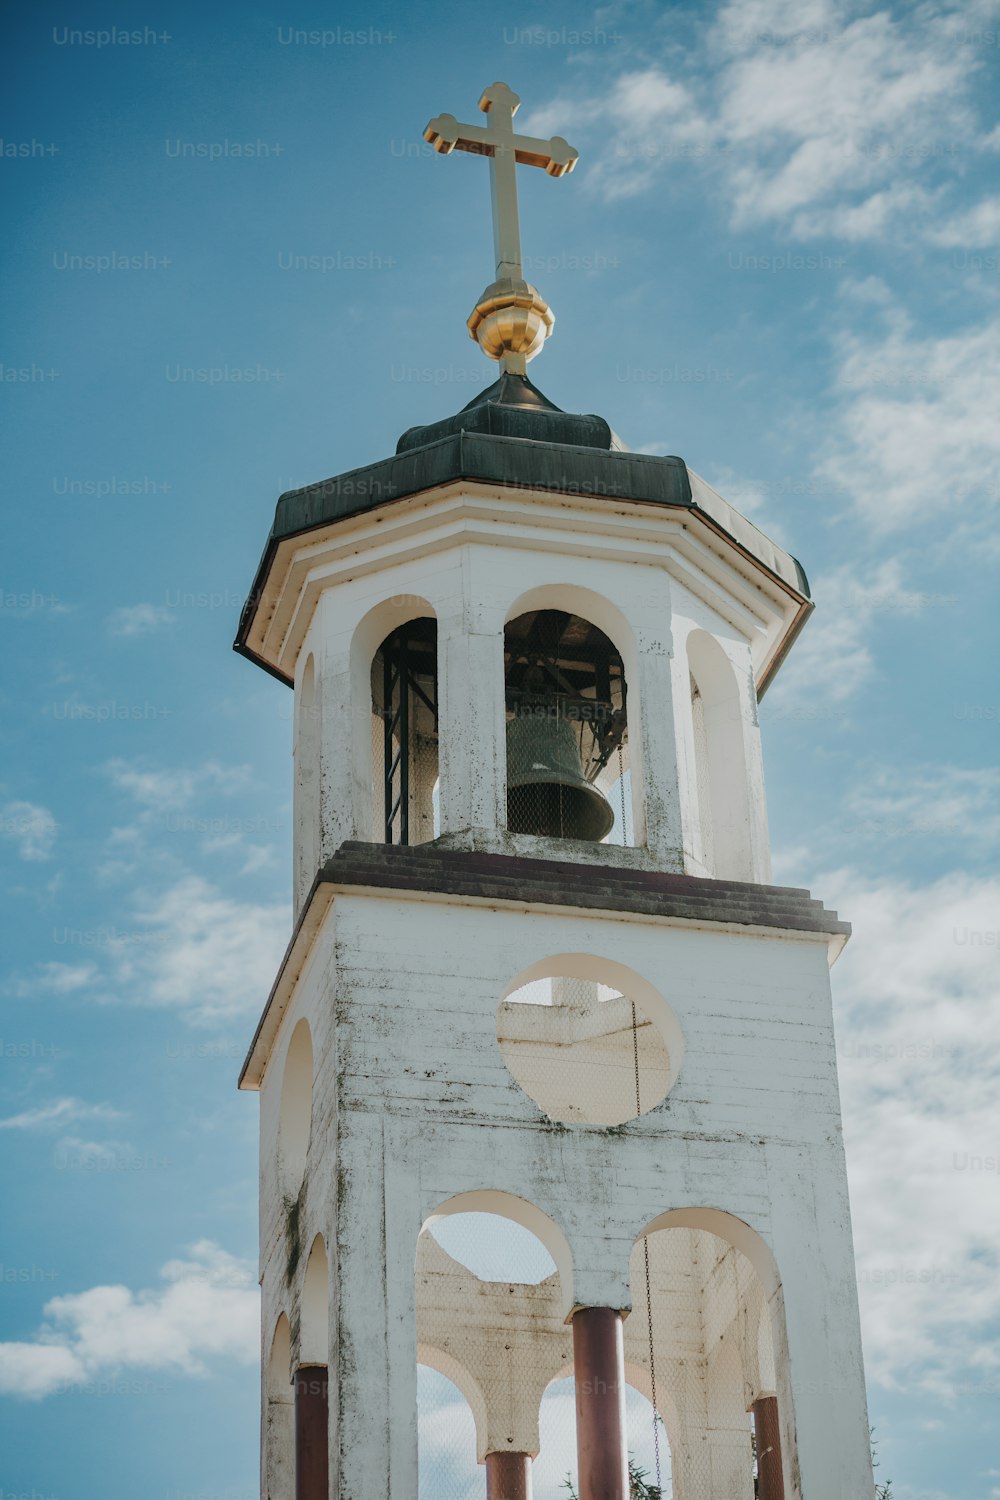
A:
[424, 82, 578, 372]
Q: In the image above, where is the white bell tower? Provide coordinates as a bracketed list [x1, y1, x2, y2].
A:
[236, 83, 873, 1500]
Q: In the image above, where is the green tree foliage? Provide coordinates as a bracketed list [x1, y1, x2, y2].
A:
[562, 1457, 662, 1498]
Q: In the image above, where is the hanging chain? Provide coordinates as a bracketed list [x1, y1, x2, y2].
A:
[618, 741, 627, 846]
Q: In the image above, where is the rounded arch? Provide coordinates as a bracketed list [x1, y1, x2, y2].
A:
[267, 1311, 293, 1396]
[503, 586, 642, 848]
[501, 952, 685, 1097]
[415, 1346, 488, 1461]
[300, 1234, 329, 1365]
[422, 1189, 575, 1318]
[686, 629, 753, 881]
[505, 582, 637, 663]
[265, 1312, 295, 1500]
[634, 1207, 781, 1308]
[352, 596, 439, 847]
[628, 1211, 775, 1492]
[350, 593, 439, 679]
[277, 1018, 312, 1197]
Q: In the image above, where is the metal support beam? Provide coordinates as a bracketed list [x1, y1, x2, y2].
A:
[753, 1395, 785, 1500]
[572, 1307, 629, 1500]
[294, 1364, 328, 1500]
[486, 1450, 533, 1499]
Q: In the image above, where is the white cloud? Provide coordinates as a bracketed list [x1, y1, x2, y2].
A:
[111, 875, 287, 1025]
[844, 764, 1000, 848]
[106, 603, 174, 638]
[766, 559, 931, 706]
[822, 867, 1000, 1397]
[524, 1, 994, 240]
[105, 759, 251, 812]
[0, 800, 57, 861]
[0, 1241, 258, 1399]
[19, 868, 286, 1026]
[0, 1097, 123, 1131]
[817, 311, 1000, 532]
[927, 194, 1000, 248]
[54, 1135, 132, 1163]
[36, 961, 97, 993]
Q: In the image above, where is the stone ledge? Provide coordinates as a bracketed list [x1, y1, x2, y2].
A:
[318, 841, 851, 939]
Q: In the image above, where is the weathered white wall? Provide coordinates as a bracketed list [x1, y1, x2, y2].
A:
[256, 891, 872, 1498]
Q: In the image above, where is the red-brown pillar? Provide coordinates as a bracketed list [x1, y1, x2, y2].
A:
[753, 1395, 785, 1500]
[572, 1307, 629, 1500]
[295, 1364, 329, 1500]
[485, 1450, 532, 1499]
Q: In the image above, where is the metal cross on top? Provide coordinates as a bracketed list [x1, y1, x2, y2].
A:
[424, 82, 578, 284]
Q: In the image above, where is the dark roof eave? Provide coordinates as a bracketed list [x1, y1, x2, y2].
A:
[233, 429, 810, 687]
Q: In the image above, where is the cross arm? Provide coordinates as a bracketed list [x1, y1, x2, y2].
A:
[424, 115, 578, 177]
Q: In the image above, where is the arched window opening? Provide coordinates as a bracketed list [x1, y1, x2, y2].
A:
[265, 1314, 294, 1500]
[628, 1216, 783, 1499]
[686, 632, 752, 882]
[371, 618, 438, 845]
[301, 1235, 329, 1364]
[504, 609, 630, 845]
[277, 1019, 312, 1198]
[416, 1194, 571, 1495]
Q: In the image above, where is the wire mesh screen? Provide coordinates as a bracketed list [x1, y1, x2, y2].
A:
[371, 618, 438, 845]
[504, 609, 631, 846]
[498, 975, 672, 1127]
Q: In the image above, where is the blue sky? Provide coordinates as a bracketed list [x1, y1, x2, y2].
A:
[1, 0, 998, 1494]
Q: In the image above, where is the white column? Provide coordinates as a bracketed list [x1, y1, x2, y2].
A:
[766, 1144, 873, 1499]
[437, 597, 506, 836]
[333, 1114, 420, 1498]
[632, 629, 685, 870]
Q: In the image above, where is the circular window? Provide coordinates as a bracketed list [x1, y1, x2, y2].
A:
[497, 973, 676, 1126]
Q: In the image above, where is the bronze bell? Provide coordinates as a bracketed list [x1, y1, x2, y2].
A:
[506, 712, 615, 842]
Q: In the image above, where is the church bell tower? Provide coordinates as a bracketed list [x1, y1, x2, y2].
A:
[236, 83, 873, 1500]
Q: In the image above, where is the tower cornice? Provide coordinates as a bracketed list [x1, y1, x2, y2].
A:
[235, 433, 811, 696]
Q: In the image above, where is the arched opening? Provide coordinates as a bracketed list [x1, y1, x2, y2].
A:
[277, 1019, 312, 1198]
[503, 605, 632, 845]
[265, 1314, 294, 1500]
[370, 616, 438, 845]
[497, 954, 684, 1128]
[301, 1234, 329, 1365]
[416, 1193, 572, 1492]
[686, 632, 752, 882]
[627, 1211, 786, 1499]
[295, 654, 321, 893]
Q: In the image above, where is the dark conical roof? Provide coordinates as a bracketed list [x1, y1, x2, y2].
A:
[396, 372, 627, 454]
